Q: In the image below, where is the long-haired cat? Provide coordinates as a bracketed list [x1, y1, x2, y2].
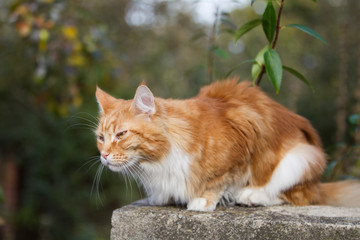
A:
[95, 78, 360, 211]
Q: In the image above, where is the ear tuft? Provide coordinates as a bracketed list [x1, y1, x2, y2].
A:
[133, 85, 156, 115]
[95, 86, 117, 114]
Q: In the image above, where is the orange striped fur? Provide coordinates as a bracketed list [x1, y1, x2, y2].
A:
[95, 78, 360, 211]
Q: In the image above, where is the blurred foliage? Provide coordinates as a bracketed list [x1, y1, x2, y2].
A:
[0, 187, 3, 203]
[0, 0, 359, 239]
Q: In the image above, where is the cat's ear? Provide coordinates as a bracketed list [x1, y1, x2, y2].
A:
[96, 86, 117, 114]
[133, 84, 156, 116]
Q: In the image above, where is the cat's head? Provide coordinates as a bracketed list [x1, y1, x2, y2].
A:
[95, 84, 170, 172]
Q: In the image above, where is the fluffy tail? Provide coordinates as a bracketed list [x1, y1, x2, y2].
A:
[319, 180, 360, 207]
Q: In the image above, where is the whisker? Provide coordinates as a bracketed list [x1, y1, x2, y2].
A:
[129, 165, 148, 198]
[132, 164, 152, 196]
[77, 157, 99, 172]
[75, 112, 99, 123]
[120, 165, 129, 194]
[96, 165, 104, 206]
[91, 163, 101, 197]
[66, 123, 97, 130]
[90, 163, 104, 207]
[72, 116, 98, 127]
[127, 168, 143, 198]
[71, 113, 99, 126]
[66, 113, 99, 133]
[87, 159, 102, 173]
[122, 164, 133, 200]
[119, 169, 129, 194]
[128, 163, 147, 199]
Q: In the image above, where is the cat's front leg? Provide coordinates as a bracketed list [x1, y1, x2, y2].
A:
[187, 197, 217, 211]
[187, 190, 222, 212]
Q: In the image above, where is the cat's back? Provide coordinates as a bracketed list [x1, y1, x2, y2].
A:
[198, 78, 253, 101]
[164, 78, 260, 117]
[197, 78, 270, 109]
[196, 78, 321, 147]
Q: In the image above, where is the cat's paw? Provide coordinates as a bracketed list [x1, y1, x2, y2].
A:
[187, 198, 216, 212]
[235, 187, 283, 206]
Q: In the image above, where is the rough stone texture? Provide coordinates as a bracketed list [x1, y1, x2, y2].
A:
[111, 202, 360, 240]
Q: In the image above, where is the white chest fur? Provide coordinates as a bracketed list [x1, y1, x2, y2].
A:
[140, 144, 191, 205]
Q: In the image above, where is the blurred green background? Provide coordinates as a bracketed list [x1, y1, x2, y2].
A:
[0, 0, 359, 239]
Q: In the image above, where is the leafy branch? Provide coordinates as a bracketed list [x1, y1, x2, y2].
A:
[255, 0, 283, 87]
[227, 0, 327, 93]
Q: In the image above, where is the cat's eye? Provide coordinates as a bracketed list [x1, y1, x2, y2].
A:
[97, 135, 104, 142]
[116, 130, 128, 140]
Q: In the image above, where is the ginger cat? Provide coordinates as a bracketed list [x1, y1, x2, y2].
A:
[95, 78, 360, 211]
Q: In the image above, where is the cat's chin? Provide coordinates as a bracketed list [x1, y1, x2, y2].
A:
[107, 164, 123, 172]
[100, 156, 124, 172]
[103, 159, 138, 173]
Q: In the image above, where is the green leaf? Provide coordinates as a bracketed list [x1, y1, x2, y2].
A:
[286, 24, 327, 45]
[251, 63, 262, 84]
[251, 45, 270, 82]
[234, 19, 262, 42]
[349, 114, 360, 125]
[210, 46, 229, 59]
[283, 65, 314, 91]
[219, 28, 235, 36]
[323, 161, 337, 180]
[221, 17, 237, 30]
[224, 59, 255, 78]
[264, 49, 282, 93]
[262, 1, 277, 43]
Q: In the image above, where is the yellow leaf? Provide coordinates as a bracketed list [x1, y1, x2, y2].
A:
[73, 95, 83, 108]
[67, 53, 86, 67]
[58, 104, 69, 117]
[84, 35, 97, 52]
[14, 5, 29, 15]
[73, 41, 83, 51]
[46, 100, 56, 113]
[62, 26, 78, 40]
[38, 29, 49, 51]
[39, 41, 47, 52]
[39, 29, 49, 41]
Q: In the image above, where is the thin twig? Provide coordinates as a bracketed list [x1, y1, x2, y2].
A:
[271, 0, 285, 49]
[207, 5, 219, 83]
[255, 67, 266, 86]
[256, 0, 285, 86]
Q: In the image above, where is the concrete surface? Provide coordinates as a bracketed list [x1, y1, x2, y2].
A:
[111, 202, 360, 240]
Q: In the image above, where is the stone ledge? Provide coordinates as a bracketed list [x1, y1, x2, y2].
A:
[111, 203, 360, 240]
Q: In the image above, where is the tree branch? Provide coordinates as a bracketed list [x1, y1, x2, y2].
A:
[271, 0, 285, 49]
[256, 0, 285, 86]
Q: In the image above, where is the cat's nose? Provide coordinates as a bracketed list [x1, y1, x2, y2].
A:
[101, 152, 109, 160]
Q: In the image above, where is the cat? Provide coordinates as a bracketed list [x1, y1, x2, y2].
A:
[95, 78, 360, 211]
